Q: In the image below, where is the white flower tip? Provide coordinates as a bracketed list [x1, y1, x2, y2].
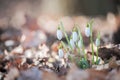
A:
[72, 32, 78, 42]
[85, 27, 90, 37]
[70, 39, 75, 48]
[95, 38, 100, 46]
[57, 30, 63, 40]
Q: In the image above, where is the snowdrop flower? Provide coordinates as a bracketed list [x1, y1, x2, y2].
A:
[78, 39, 83, 48]
[57, 27, 63, 40]
[85, 25, 90, 37]
[70, 38, 75, 49]
[58, 48, 64, 58]
[72, 31, 78, 42]
[95, 38, 100, 47]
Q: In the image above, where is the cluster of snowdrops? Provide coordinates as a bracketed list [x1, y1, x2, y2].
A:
[56, 20, 101, 69]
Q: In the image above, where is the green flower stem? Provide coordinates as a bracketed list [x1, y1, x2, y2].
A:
[60, 22, 73, 50]
[77, 26, 87, 60]
[82, 46, 87, 60]
[61, 41, 74, 62]
[61, 41, 68, 52]
[96, 46, 99, 63]
[89, 21, 95, 64]
[90, 36, 94, 64]
[96, 32, 100, 64]
[75, 42, 81, 56]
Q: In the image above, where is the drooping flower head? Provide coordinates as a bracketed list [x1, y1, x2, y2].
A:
[72, 27, 78, 42]
[78, 39, 83, 48]
[57, 26, 63, 40]
[85, 23, 91, 37]
[95, 32, 100, 47]
[70, 36, 75, 49]
[95, 38, 100, 47]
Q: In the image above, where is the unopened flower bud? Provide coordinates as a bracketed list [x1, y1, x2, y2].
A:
[70, 39, 75, 49]
[95, 38, 100, 47]
[57, 28, 63, 40]
[85, 26, 90, 37]
[72, 31, 78, 42]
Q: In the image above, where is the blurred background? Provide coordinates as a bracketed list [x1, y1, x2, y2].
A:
[0, 0, 119, 16]
[0, 1, 120, 80]
[0, 0, 120, 49]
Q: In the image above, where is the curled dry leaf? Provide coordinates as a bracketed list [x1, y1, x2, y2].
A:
[98, 45, 120, 61]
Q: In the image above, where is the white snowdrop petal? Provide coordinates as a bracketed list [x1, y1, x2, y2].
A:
[57, 30, 63, 40]
[70, 39, 75, 48]
[85, 27, 90, 37]
[58, 49, 64, 58]
[72, 32, 78, 42]
[78, 40, 83, 48]
[95, 38, 100, 46]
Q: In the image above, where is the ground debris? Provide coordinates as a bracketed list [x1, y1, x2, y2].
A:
[98, 44, 120, 61]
